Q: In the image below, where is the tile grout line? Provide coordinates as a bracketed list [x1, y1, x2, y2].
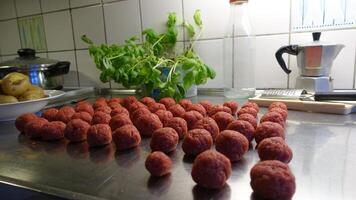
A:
[38, 0, 49, 58]
[287, 0, 293, 89]
[68, 0, 81, 88]
[181, 0, 186, 50]
[353, 47, 356, 89]
[100, 0, 112, 89]
[138, 0, 144, 43]
[13, 0, 23, 52]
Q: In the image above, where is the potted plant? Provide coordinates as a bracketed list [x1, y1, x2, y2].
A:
[82, 10, 215, 100]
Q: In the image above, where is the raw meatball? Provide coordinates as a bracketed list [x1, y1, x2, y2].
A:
[182, 129, 213, 156]
[186, 104, 207, 116]
[164, 117, 188, 139]
[260, 111, 285, 127]
[109, 114, 132, 131]
[108, 102, 122, 110]
[237, 107, 258, 118]
[111, 106, 130, 117]
[258, 137, 293, 163]
[223, 101, 238, 115]
[131, 107, 151, 124]
[91, 111, 111, 125]
[191, 150, 231, 189]
[215, 130, 249, 162]
[183, 111, 204, 130]
[24, 118, 48, 139]
[15, 113, 38, 132]
[128, 101, 147, 113]
[56, 106, 75, 123]
[96, 97, 107, 103]
[135, 114, 163, 137]
[140, 96, 156, 105]
[77, 100, 91, 107]
[199, 100, 213, 113]
[193, 117, 219, 141]
[145, 151, 172, 177]
[64, 119, 90, 142]
[107, 97, 122, 105]
[238, 113, 257, 129]
[179, 99, 193, 109]
[122, 96, 138, 108]
[269, 107, 288, 121]
[208, 105, 232, 116]
[41, 121, 66, 141]
[112, 124, 141, 151]
[147, 102, 166, 113]
[250, 160, 296, 200]
[168, 104, 186, 117]
[150, 127, 179, 153]
[75, 103, 94, 116]
[155, 110, 173, 125]
[159, 97, 176, 109]
[268, 102, 288, 111]
[87, 124, 112, 147]
[41, 108, 58, 122]
[241, 102, 260, 112]
[226, 120, 255, 143]
[95, 106, 112, 115]
[212, 111, 235, 131]
[72, 112, 92, 124]
[93, 101, 107, 110]
[255, 122, 285, 145]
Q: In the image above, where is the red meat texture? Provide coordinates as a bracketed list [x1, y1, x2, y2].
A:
[145, 151, 172, 177]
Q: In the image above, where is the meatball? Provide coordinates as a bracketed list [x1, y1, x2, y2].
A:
[77, 100, 91, 107]
[237, 107, 258, 118]
[182, 129, 213, 156]
[193, 117, 219, 141]
[208, 105, 232, 116]
[215, 130, 249, 162]
[164, 117, 188, 139]
[199, 100, 213, 113]
[131, 107, 151, 123]
[159, 97, 176, 109]
[155, 110, 173, 125]
[24, 118, 48, 139]
[95, 106, 112, 115]
[56, 106, 75, 123]
[269, 107, 288, 121]
[226, 120, 255, 143]
[41, 121, 66, 141]
[183, 111, 204, 130]
[238, 113, 257, 129]
[179, 99, 193, 109]
[212, 111, 234, 131]
[15, 113, 38, 132]
[150, 127, 179, 153]
[145, 151, 172, 177]
[92, 101, 107, 110]
[111, 106, 130, 118]
[75, 103, 94, 116]
[250, 160, 296, 200]
[260, 111, 285, 127]
[64, 119, 90, 142]
[255, 122, 285, 145]
[268, 102, 288, 111]
[128, 101, 147, 113]
[191, 150, 231, 189]
[168, 104, 185, 117]
[258, 137, 293, 163]
[135, 114, 163, 137]
[186, 104, 207, 116]
[109, 114, 132, 131]
[96, 97, 107, 103]
[241, 102, 260, 112]
[108, 102, 122, 110]
[223, 101, 238, 115]
[107, 97, 122, 105]
[122, 96, 138, 108]
[140, 96, 156, 105]
[41, 108, 58, 122]
[147, 102, 166, 113]
[87, 124, 112, 147]
[72, 112, 92, 124]
[91, 111, 111, 125]
[113, 124, 141, 151]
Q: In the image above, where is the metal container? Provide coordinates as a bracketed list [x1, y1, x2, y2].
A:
[0, 49, 70, 89]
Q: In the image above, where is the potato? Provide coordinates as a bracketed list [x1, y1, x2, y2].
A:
[0, 95, 19, 104]
[18, 90, 44, 101]
[1, 72, 31, 96]
[28, 85, 45, 97]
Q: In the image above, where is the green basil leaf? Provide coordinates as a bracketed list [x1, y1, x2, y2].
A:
[167, 12, 177, 28]
[193, 10, 203, 28]
[183, 22, 195, 38]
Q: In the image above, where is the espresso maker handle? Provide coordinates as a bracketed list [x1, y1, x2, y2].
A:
[275, 45, 299, 74]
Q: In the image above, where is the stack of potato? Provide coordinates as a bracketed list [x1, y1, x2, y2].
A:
[0, 72, 45, 104]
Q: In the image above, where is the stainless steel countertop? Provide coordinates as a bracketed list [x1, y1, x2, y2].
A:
[0, 92, 355, 200]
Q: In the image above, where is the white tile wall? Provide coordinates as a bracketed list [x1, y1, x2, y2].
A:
[15, 0, 41, 17]
[1, 55, 17, 62]
[76, 50, 109, 88]
[0, 19, 21, 55]
[41, 0, 69, 13]
[72, 6, 105, 48]
[0, 0, 16, 20]
[104, 0, 141, 45]
[48, 51, 79, 87]
[69, 0, 100, 8]
[43, 11, 74, 51]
